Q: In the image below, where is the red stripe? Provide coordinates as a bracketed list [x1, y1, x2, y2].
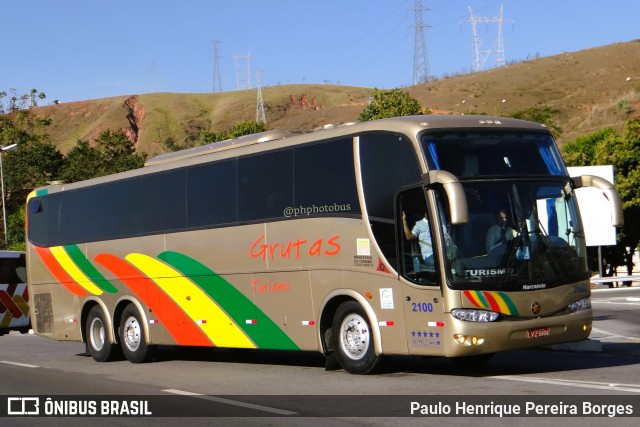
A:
[0, 291, 22, 318]
[34, 246, 89, 296]
[94, 253, 212, 347]
[462, 290, 480, 308]
[482, 291, 501, 312]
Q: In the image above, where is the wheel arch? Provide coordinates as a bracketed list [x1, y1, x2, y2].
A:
[81, 297, 149, 346]
[81, 298, 113, 344]
[318, 289, 382, 356]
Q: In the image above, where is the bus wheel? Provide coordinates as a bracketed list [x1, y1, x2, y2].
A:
[86, 305, 121, 362]
[119, 304, 154, 363]
[332, 301, 380, 374]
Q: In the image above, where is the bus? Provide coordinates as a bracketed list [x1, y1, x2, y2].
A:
[0, 251, 29, 336]
[25, 115, 623, 374]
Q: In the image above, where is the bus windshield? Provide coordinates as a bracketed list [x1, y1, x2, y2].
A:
[421, 131, 588, 291]
[423, 130, 566, 178]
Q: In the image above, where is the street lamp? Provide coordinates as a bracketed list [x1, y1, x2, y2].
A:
[0, 143, 18, 247]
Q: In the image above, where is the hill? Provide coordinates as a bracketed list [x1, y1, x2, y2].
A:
[32, 40, 640, 157]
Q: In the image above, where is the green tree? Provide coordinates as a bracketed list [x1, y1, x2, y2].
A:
[561, 117, 640, 276]
[509, 105, 563, 139]
[1, 105, 62, 249]
[94, 130, 146, 175]
[359, 89, 422, 121]
[228, 120, 266, 138]
[60, 140, 105, 183]
[200, 120, 267, 145]
[62, 130, 146, 183]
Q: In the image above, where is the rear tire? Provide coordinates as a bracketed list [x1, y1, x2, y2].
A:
[332, 301, 381, 374]
[119, 304, 154, 363]
[86, 305, 121, 362]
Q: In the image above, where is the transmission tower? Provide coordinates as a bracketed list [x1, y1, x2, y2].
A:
[412, 0, 431, 85]
[462, 5, 512, 72]
[256, 68, 266, 124]
[211, 40, 223, 92]
[233, 52, 252, 91]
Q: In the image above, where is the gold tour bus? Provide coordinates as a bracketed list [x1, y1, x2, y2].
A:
[25, 115, 623, 374]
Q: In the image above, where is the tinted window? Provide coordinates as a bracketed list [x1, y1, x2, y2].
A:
[237, 150, 293, 222]
[142, 170, 186, 233]
[101, 178, 143, 239]
[422, 131, 565, 178]
[28, 138, 362, 246]
[294, 139, 359, 217]
[187, 159, 237, 227]
[0, 254, 26, 283]
[360, 133, 421, 220]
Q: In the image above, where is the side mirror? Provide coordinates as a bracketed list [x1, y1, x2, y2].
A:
[571, 175, 624, 227]
[422, 170, 469, 224]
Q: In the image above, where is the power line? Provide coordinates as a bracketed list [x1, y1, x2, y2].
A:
[233, 52, 252, 91]
[461, 5, 513, 72]
[256, 68, 266, 124]
[211, 40, 223, 92]
[412, 0, 431, 85]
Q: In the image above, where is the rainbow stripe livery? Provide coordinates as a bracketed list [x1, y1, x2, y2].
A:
[35, 245, 299, 351]
[463, 290, 519, 316]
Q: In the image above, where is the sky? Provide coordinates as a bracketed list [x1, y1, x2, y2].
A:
[2, 0, 639, 104]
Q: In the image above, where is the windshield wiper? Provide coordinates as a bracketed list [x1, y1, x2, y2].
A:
[533, 216, 569, 278]
[498, 230, 523, 288]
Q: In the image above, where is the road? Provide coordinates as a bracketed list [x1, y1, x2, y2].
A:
[0, 286, 639, 426]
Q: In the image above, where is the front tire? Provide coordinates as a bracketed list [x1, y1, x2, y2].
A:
[86, 305, 121, 362]
[119, 304, 154, 363]
[332, 301, 380, 374]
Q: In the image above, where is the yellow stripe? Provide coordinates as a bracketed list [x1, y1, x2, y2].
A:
[50, 246, 103, 295]
[467, 291, 484, 308]
[125, 253, 255, 349]
[13, 295, 30, 316]
[491, 293, 511, 315]
[0, 312, 11, 328]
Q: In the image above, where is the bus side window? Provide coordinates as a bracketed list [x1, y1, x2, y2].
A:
[398, 187, 438, 285]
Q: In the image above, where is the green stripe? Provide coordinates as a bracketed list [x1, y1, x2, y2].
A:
[475, 291, 490, 310]
[158, 251, 300, 350]
[497, 291, 519, 316]
[65, 245, 118, 293]
[35, 189, 48, 196]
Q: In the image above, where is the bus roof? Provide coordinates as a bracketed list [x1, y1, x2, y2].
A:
[144, 115, 549, 167]
[35, 115, 549, 193]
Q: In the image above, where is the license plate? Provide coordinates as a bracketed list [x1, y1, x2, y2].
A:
[526, 327, 551, 339]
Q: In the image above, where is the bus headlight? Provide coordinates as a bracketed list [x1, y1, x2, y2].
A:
[568, 297, 591, 313]
[450, 309, 499, 322]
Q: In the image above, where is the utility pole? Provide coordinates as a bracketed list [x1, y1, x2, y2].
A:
[256, 68, 266, 124]
[234, 53, 252, 91]
[462, 5, 512, 72]
[412, 0, 431, 85]
[211, 40, 223, 92]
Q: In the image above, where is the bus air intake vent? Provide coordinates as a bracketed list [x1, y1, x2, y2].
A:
[34, 293, 54, 334]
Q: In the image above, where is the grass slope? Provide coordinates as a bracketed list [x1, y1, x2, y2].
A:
[32, 40, 640, 156]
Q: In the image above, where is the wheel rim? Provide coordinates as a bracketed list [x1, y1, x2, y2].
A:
[122, 316, 141, 352]
[339, 313, 370, 361]
[89, 317, 105, 351]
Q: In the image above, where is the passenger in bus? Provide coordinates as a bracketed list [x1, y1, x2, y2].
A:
[485, 209, 517, 253]
[402, 211, 434, 267]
